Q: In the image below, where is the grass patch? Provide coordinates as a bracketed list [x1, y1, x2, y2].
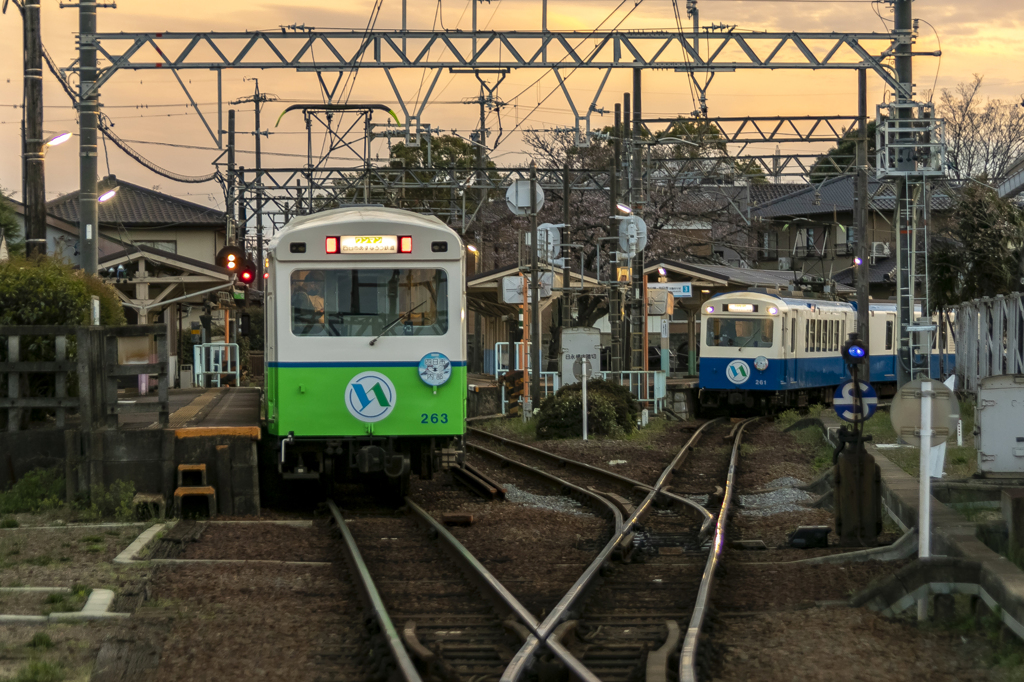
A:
[618, 416, 670, 446]
[11, 660, 64, 682]
[478, 416, 538, 442]
[1, 516, 19, 528]
[26, 632, 53, 650]
[42, 585, 90, 615]
[0, 469, 65, 515]
[79, 535, 104, 544]
[26, 555, 53, 567]
[86, 545, 103, 554]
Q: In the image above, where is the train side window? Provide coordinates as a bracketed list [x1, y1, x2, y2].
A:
[804, 320, 809, 352]
[825, 320, 831, 351]
[791, 319, 796, 353]
[813, 320, 820, 353]
[885, 321, 894, 350]
[833, 320, 839, 351]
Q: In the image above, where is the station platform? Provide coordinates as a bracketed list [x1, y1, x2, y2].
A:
[119, 387, 262, 430]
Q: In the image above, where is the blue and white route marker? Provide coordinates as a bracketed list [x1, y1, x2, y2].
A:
[833, 380, 878, 423]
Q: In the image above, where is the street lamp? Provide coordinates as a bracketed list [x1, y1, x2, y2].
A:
[98, 176, 119, 203]
[44, 131, 72, 147]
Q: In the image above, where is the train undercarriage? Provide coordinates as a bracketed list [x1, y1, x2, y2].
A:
[277, 434, 465, 499]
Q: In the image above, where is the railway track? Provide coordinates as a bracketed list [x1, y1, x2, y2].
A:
[327, 495, 596, 682]
[322, 418, 752, 681]
[462, 418, 754, 682]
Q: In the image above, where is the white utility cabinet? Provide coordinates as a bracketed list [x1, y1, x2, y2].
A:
[977, 374, 1024, 476]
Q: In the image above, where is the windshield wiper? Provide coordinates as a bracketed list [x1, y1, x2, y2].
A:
[369, 301, 427, 346]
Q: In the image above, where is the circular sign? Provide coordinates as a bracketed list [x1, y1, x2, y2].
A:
[572, 355, 599, 381]
[617, 215, 648, 254]
[725, 359, 751, 384]
[505, 180, 545, 216]
[345, 371, 397, 422]
[833, 380, 878, 423]
[890, 378, 959, 447]
[754, 356, 769, 372]
[418, 352, 452, 387]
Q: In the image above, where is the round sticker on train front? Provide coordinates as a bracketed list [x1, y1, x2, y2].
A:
[726, 359, 751, 384]
[345, 372, 397, 422]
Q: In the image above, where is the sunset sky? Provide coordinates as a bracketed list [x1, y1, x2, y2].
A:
[0, 0, 1021, 210]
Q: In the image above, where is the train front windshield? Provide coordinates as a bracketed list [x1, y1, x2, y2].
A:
[705, 317, 774, 348]
[291, 268, 449, 337]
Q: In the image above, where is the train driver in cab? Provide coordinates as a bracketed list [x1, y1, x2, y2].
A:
[292, 270, 327, 335]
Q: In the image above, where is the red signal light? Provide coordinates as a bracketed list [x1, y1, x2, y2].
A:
[263, 273, 269, 279]
[399, 236, 413, 253]
[325, 236, 339, 254]
[241, 271, 253, 283]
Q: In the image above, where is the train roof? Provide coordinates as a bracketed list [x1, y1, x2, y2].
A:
[708, 291, 853, 312]
[268, 206, 453, 250]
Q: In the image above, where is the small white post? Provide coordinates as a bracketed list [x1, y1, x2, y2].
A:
[90, 295, 100, 325]
[957, 419, 963, 447]
[918, 379, 932, 621]
[582, 357, 588, 441]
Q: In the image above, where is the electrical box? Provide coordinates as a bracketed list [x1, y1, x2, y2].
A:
[560, 327, 601, 387]
[976, 375, 1024, 476]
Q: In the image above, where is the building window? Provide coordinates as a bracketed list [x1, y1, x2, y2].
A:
[137, 240, 177, 254]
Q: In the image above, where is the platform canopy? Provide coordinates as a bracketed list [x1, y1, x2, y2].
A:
[100, 244, 233, 323]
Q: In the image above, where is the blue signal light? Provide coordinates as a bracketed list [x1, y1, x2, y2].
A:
[848, 344, 866, 358]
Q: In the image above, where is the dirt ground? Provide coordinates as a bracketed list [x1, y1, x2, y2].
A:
[706, 421, 1015, 682]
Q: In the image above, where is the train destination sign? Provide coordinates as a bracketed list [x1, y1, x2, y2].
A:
[340, 235, 398, 253]
[833, 380, 878, 423]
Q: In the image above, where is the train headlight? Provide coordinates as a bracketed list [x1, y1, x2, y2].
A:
[704, 305, 714, 314]
[768, 306, 779, 315]
[754, 356, 769, 371]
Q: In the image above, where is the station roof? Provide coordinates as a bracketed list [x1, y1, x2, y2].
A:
[645, 258, 854, 293]
[752, 175, 957, 220]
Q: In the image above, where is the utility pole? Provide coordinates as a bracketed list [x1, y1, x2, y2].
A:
[561, 156, 571, 329]
[529, 162, 541, 410]
[856, 69, 870, 352]
[232, 82, 275, 289]
[78, 0, 99, 274]
[226, 109, 236, 246]
[894, 0, 914, 387]
[610, 104, 623, 374]
[23, 0, 46, 259]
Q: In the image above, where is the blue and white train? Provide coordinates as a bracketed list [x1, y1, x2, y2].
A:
[698, 291, 956, 411]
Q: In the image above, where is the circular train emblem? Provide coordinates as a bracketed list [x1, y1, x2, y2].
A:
[725, 359, 751, 385]
[345, 372, 397, 422]
[418, 352, 452, 387]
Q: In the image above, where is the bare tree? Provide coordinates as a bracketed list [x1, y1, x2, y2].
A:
[938, 75, 1024, 181]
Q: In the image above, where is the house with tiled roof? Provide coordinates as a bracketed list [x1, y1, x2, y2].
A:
[750, 175, 957, 287]
[46, 175, 227, 265]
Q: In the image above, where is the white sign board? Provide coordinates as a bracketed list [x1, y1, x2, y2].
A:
[561, 327, 601, 386]
[505, 180, 545, 216]
[648, 282, 692, 298]
[890, 378, 959, 447]
[617, 215, 648, 255]
[501, 272, 553, 304]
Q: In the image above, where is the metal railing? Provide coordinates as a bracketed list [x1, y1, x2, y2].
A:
[493, 342, 667, 415]
[193, 343, 240, 388]
[956, 292, 1024, 394]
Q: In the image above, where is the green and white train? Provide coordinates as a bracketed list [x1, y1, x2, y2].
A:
[264, 206, 467, 497]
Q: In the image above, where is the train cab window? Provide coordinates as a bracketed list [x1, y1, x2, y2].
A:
[705, 318, 774, 348]
[290, 268, 449, 337]
[885, 321, 894, 350]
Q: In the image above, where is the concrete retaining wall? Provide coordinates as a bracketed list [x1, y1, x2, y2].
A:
[0, 428, 260, 517]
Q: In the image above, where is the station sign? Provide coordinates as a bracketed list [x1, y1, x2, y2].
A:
[648, 282, 692, 298]
[833, 380, 878, 423]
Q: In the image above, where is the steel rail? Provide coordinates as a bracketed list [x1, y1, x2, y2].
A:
[482, 418, 723, 682]
[679, 418, 759, 682]
[326, 499, 423, 682]
[467, 425, 715, 538]
[403, 498, 601, 682]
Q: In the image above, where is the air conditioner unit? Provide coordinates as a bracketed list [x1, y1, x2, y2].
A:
[871, 242, 891, 258]
[778, 257, 792, 271]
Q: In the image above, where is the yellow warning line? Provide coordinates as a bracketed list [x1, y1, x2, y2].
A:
[166, 389, 225, 428]
[174, 426, 261, 440]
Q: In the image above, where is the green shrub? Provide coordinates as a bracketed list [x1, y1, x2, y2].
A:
[536, 390, 621, 439]
[0, 468, 65, 514]
[536, 378, 640, 439]
[555, 378, 639, 432]
[77, 479, 136, 522]
[0, 516, 19, 528]
[0, 258, 90, 327]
